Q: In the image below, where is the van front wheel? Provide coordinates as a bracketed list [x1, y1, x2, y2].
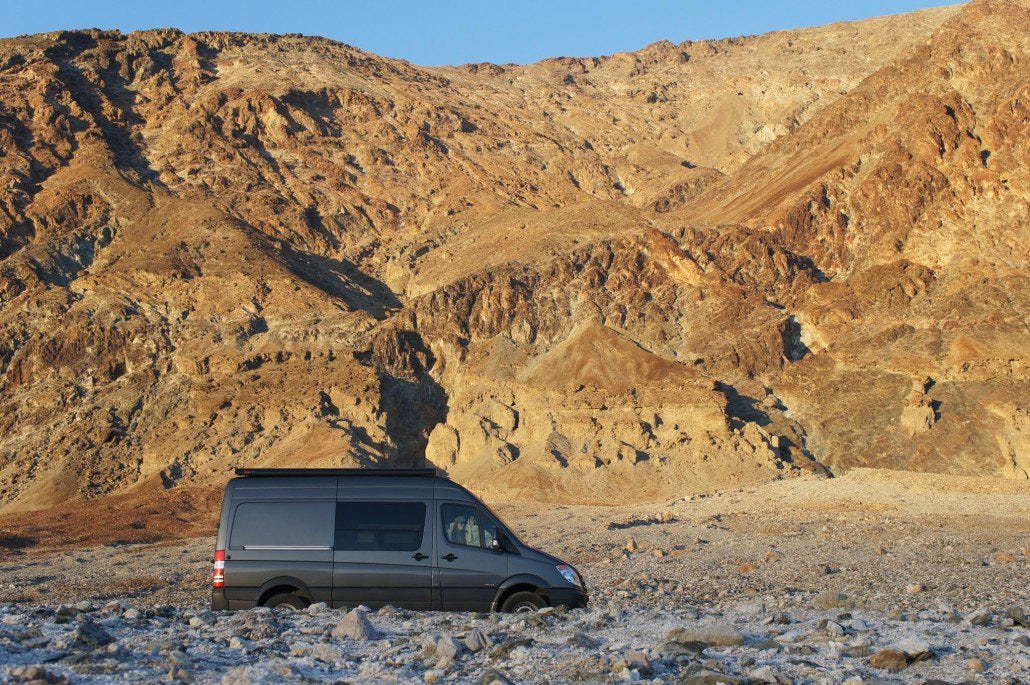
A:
[501, 591, 546, 613]
[264, 593, 306, 610]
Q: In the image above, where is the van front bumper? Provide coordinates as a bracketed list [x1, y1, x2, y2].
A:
[547, 586, 589, 609]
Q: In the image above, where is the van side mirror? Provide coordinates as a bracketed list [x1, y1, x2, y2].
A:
[491, 536, 504, 553]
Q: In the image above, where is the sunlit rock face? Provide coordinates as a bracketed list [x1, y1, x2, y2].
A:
[0, 1, 1026, 510]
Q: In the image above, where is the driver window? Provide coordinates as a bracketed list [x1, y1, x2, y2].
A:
[480, 515, 499, 548]
[442, 503, 487, 548]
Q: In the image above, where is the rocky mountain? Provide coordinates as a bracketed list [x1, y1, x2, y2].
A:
[0, 1, 1026, 512]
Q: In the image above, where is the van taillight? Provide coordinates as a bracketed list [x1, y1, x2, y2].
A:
[212, 549, 225, 588]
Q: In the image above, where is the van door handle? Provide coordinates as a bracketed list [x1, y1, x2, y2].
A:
[412, 552, 428, 560]
[442, 553, 457, 562]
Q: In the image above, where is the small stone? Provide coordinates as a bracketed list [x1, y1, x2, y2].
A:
[463, 628, 493, 653]
[653, 549, 666, 558]
[435, 635, 464, 660]
[967, 657, 985, 672]
[74, 620, 113, 647]
[659, 640, 706, 657]
[123, 608, 142, 620]
[892, 636, 932, 661]
[188, 616, 205, 628]
[992, 551, 1016, 563]
[332, 607, 381, 640]
[667, 623, 745, 647]
[660, 511, 676, 523]
[737, 561, 756, 573]
[424, 669, 444, 683]
[478, 670, 514, 685]
[1003, 605, 1027, 627]
[823, 620, 846, 637]
[229, 636, 251, 651]
[748, 666, 779, 683]
[869, 648, 908, 671]
[905, 583, 925, 594]
[966, 608, 992, 626]
[875, 546, 887, 555]
[679, 669, 742, 684]
[813, 592, 856, 610]
[569, 631, 602, 648]
[625, 538, 638, 552]
[625, 651, 651, 673]
[764, 551, 780, 563]
[9, 665, 70, 685]
[307, 602, 328, 615]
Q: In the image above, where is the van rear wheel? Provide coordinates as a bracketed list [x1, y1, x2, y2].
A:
[501, 591, 546, 613]
[264, 593, 306, 610]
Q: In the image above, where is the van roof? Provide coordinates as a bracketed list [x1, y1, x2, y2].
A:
[234, 468, 439, 478]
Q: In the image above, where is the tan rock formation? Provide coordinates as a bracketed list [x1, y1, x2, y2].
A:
[0, 1, 1026, 511]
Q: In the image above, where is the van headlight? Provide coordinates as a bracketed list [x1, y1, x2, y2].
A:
[556, 564, 583, 588]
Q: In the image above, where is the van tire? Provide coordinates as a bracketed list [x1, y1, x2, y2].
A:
[264, 593, 306, 610]
[501, 591, 546, 613]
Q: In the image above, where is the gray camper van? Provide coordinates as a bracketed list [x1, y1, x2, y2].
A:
[211, 468, 588, 612]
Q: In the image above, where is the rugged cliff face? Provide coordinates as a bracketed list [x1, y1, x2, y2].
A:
[0, 1, 1026, 511]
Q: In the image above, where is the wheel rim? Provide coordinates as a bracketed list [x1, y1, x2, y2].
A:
[513, 601, 538, 613]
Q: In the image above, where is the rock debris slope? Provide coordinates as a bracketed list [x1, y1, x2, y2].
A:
[0, 1, 1026, 511]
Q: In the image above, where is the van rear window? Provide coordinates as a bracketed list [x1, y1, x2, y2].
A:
[229, 501, 334, 549]
[335, 501, 426, 551]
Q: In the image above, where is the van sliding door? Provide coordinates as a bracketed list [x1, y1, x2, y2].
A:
[331, 500, 434, 610]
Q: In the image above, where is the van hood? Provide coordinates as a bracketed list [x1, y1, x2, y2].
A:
[519, 545, 568, 567]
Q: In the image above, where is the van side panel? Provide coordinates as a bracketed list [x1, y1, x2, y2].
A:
[331, 477, 435, 610]
[220, 476, 336, 608]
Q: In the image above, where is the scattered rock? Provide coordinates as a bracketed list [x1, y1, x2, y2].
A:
[74, 620, 113, 647]
[667, 623, 745, 647]
[813, 592, 857, 610]
[463, 628, 493, 653]
[966, 608, 992, 626]
[332, 607, 381, 640]
[679, 668, 743, 684]
[435, 635, 464, 661]
[869, 648, 909, 672]
[892, 636, 932, 661]
[624, 651, 651, 673]
[905, 582, 926, 594]
[7, 665, 70, 684]
[478, 670, 514, 685]
[570, 631, 602, 648]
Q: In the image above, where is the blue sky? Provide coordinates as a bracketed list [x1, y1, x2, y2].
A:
[3, 0, 955, 66]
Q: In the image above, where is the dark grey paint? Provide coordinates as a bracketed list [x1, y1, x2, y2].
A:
[213, 473, 588, 612]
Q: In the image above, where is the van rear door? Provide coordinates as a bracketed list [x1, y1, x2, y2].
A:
[332, 499, 434, 609]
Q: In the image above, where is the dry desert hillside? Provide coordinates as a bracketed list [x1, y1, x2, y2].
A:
[0, 0, 1027, 514]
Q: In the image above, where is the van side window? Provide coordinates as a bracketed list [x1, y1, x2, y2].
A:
[442, 503, 498, 549]
[229, 501, 334, 549]
[335, 501, 426, 551]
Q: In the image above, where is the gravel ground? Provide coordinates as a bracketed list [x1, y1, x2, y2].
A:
[0, 470, 1027, 683]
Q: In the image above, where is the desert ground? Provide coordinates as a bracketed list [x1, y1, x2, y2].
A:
[1, 469, 1027, 683]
